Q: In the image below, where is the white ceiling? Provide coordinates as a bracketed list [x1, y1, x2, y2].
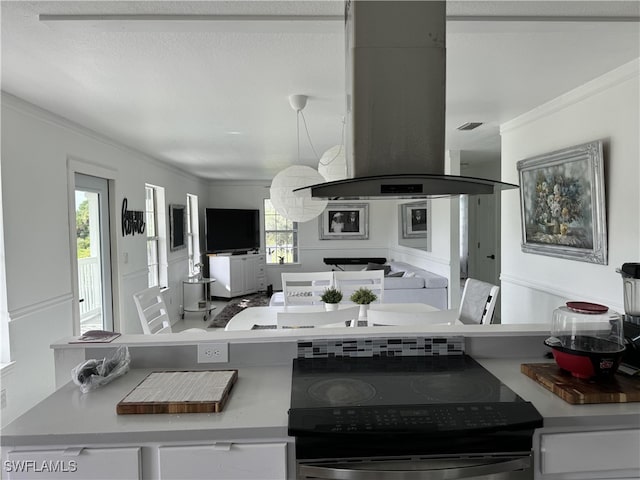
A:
[2, 1, 639, 181]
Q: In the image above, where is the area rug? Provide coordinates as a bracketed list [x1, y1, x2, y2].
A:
[208, 292, 271, 328]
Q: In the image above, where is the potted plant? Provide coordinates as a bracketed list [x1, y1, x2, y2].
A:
[350, 288, 377, 324]
[320, 287, 343, 311]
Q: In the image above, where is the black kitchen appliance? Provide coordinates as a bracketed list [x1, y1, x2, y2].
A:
[617, 263, 640, 371]
[288, 355, 543, 479]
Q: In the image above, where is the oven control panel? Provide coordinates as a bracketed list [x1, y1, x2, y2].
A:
[328, 405, 509, 433]
[289, 402, 543, 435]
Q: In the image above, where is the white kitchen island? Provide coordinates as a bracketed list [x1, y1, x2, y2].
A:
[0, 365, 293, 479]
[2, 328, 640, 479]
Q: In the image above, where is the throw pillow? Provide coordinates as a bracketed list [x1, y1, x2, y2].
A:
[366, 262, 391, 275]
[386, 271, 405, 277]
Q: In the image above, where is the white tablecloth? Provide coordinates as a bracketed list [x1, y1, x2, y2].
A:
[224, 303, 459, 331]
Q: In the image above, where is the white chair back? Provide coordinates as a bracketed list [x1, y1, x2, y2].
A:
[333, 270, 384, 304]
[277, 306, 360, 329]
[133, 286, 172, 334]
[458, 278, 500, 324]
[281, 272, 334, 306]
[366, 309, 455, 326]
[133, 286, 207, 334]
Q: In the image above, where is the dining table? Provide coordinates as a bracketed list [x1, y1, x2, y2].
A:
[224, 302, 460, 331]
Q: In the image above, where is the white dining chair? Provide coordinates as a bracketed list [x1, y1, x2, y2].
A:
[333, 270, 384, 304]
[277, 306, 361, 329]
[366, 309, 456, 327]
[458, 278, 500, 324]
[133, 286, 206, 334]
[280, 272, 335, 306]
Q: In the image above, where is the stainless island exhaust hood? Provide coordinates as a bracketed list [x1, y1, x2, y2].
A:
[297, 0, 518, 199]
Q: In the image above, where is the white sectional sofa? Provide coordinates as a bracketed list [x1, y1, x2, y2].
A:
[382, 261, 448, 309]
[269, 261, 448, 309]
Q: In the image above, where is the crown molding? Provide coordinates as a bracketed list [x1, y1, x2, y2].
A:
[501, 58, 640, 134]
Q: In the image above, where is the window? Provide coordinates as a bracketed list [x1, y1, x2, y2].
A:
[264, 199, 298, 264]
[145, 184, 167, 288]
[186, 194, 200, 276]
[145, 185, 159, 287]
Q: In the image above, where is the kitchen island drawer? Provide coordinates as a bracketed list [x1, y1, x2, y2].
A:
[158, 441, 287, 479]
[4, 447, 141, 479]
[536, 427, 640, 479]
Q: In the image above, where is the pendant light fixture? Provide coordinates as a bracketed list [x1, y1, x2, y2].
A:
[318, 144, 346, 182]
[269, 95, 328, 222]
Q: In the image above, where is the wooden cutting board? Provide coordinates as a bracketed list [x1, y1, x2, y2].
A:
[117, 370, 238, 414]
[521, 363, 640, 405]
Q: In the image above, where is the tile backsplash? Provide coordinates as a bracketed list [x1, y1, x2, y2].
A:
[297, 336, 464, 358]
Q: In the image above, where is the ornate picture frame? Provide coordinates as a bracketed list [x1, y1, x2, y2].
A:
[400, 201, 430, 239]
[319, 203, 369, 240]
[517, 140, 607, 264]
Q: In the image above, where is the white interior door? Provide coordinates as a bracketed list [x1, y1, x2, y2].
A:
[74, 173, 113, 333]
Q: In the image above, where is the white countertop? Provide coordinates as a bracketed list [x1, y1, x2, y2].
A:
[50, 323, 556, 349]
[477, 358, 640, 428]
[1, 365, 292, 446]
[3, 358, 639, 447]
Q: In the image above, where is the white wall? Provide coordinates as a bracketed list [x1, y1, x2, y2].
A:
[0, 93, 209, 424]
[388, 197, 456, 277]
[500, 59, 640, 324]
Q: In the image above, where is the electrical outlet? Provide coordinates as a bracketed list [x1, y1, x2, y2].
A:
[197, 343, 229, 363]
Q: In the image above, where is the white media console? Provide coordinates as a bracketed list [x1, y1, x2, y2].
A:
[208, 253, 267, 298]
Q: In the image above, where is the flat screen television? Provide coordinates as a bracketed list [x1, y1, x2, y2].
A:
[205, 208, 260, 254]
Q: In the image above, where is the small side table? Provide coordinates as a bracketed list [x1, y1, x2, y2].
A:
[182, 277, 216, 321]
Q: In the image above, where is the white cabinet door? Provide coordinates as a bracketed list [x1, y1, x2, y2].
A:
[5, 447, 141, 479]
[229, 257, 246, 296]
[535, 427, 640, 479]
[244, 256, 258, 293]
[245, 254, 266, 293]
[210, 256, 232, 297]
[157, 442, 287, 480]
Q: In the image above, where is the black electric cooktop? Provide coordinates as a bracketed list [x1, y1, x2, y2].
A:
[288, 355, 543, 451]
[290, 355, 521, 409]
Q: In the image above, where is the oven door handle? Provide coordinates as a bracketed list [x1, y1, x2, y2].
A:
[298, 456, 531, 480]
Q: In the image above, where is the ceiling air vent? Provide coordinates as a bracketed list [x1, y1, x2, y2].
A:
[457, 122, 484, 131]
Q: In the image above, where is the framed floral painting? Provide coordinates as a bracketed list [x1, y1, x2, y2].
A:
[517, 140, 607, 264]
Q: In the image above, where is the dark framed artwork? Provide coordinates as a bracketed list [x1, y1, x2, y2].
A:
[169, 204, 186, 251]
[319, 203, 369, 240]
[400, 201, 430, 239]
[517, 140, 607, 264]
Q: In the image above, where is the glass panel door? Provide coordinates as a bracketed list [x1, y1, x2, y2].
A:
[75, 173, 113, 333]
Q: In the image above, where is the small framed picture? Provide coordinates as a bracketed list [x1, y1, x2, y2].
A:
[319, 203, 369, 240]
[169, 204, 186, 251]
[517, 140, 607, 264]
[400, 201, 430, 239]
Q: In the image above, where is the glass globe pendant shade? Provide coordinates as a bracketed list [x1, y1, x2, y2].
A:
[269, 165, 328, 222]
[318, 145, 347, 182]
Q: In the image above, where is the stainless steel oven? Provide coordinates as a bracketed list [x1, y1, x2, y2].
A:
[288, 355, 543, 479]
